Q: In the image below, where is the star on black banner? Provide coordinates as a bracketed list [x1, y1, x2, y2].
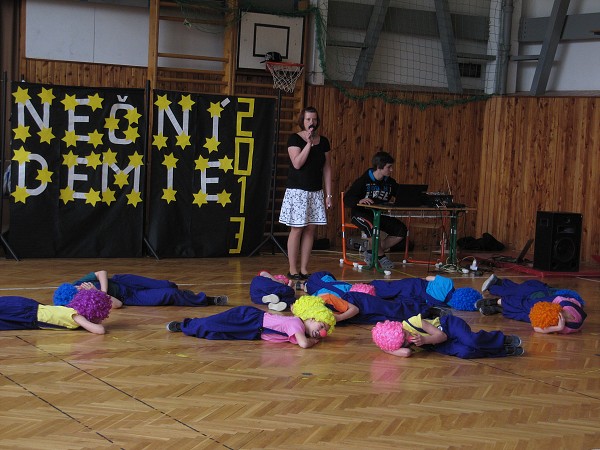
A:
[8, 82, 145, 257]
[146, 91, 275, 257]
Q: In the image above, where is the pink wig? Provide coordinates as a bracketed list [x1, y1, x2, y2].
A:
[273, 274, 290, 285]
[349, 283, 376, 296]
[67, 289, 112, 324]
[372, 320, 406, 351]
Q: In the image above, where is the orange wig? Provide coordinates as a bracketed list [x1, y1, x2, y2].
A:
[529, 302, 562, 328]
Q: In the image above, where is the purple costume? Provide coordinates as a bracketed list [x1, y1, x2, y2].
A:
[75, 273, 210, 306]
[0, 296, 69, 330]
[181, 306, 286, 340]
[249, 276, 296, 307]
[406, 315, 509, 359]
[306, 272, 431, 324]
[370, 278, 450, 308]
[488, 279, 586, 326]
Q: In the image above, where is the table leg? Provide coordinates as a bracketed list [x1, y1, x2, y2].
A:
[364, 210, 384, 273]
[449, 213, 458, 266]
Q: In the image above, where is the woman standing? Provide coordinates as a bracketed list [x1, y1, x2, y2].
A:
[279, 107, 332, 280]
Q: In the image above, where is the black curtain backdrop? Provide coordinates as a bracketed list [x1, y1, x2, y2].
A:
[146, 91, 275, 257]
[8, 82, 145, 257]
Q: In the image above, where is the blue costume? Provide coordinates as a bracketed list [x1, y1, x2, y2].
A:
[405, 315, 509, 359]
[249, 276, 296, 307]
[181, 306, 286, 340]
[305, 271, 431, 324]
[488, 279, 586, 325]
[74, 273, 210, 306]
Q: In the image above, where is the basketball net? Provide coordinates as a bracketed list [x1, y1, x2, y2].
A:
[266, 62, 304, 93]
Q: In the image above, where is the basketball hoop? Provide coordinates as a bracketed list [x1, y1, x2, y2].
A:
[266, 61, 304, 93]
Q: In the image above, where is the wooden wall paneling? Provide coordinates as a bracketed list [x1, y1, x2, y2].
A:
[586, 99, 600, 260]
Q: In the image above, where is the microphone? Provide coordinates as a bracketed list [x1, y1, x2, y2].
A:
[309, 124, 316, 135]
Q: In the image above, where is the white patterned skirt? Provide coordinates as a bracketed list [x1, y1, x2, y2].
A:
[279, 189, 327, 227]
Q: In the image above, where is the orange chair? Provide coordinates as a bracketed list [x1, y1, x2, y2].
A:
[340, 192, 367, 266]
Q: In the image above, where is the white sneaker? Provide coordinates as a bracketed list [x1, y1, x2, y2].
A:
[268, 302, 287, 312]
[378, 256, 394, 270]
[262, 294, 280, 304]
[481, 274, 498, 292]
[362, 250, 372, 264]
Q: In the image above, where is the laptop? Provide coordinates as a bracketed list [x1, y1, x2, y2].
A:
[493, 238, 534, 264]
[393, 184, 428, 207]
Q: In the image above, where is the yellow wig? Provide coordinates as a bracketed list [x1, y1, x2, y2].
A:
[292, 295, 336, 335]
[529, 301, 562, 328]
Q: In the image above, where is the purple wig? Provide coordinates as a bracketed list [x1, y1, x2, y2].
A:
[67, 289, 112, 324]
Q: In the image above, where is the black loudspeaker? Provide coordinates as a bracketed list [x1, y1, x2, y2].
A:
[533, 211, 582, 272]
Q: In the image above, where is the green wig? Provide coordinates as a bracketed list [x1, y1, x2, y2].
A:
[292, 295, 336, 335]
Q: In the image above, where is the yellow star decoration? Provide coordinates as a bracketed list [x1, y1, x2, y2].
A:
[216, 189, 231, 207]
[113, 171, 129, 188]
[86, 152, 102, 169]
[85, 188, 102, 206]
[176, 133, 191, 150]
[38, 127, 55, 144]
[12, 147, 31, 164]
[61, 94, 79, 111]
[162, 153, 178, 170]
[155, 95, 171, 110]
[104, 116, 119, 131]
[153, 133, 168, 150]
[38, 88, 55, 105]
[128, 152, 144, 168]
[207, 101, 223, 118]
[62, 150, 79, 169]
[193, 190, 208, 207]
[123, 126, 140, 143]
[125, 108, 141, 124]
[103, 149, 118, 166]
[13, 124, 31, 142]
[179, 95, 195, 111]
[203, 136, 220, 153]
[162, 188, 177, 203]
[87, 93, 103, 111]
[62, 130, 79, 147]
[195, 156, 210, 171]
[219, 155, 233, 173]
[36, 167, 53, 184]
[12, 86, 31, 104]
[102, 189, 116, 205]
[87, 130, 104, 148]
[11, 186, 29, 204]
[60, 186, 76, 204]
[127, 190, 142, 207]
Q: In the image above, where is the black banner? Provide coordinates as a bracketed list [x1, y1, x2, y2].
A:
[146, 91, 275, 257]
[8, 82, 145, 257]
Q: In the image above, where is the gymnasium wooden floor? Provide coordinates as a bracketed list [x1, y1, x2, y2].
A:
[0, 248, 598, 449]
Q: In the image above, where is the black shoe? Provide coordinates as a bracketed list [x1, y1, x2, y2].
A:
[299, 272, 310, 280]
[166, 321, 182, 332]
[474, 297, 500, 310]
[427, 306, 453, 319]
[505, 346, 525, 356]
[212, 295, 228, 306]
[504, 335, 522, 347]
[479, 305, 502, 316]
[287, 272, 302, 280]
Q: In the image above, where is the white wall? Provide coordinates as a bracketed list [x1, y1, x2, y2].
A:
[25, 0, 224, 70]
[513, 0, 600, 93]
